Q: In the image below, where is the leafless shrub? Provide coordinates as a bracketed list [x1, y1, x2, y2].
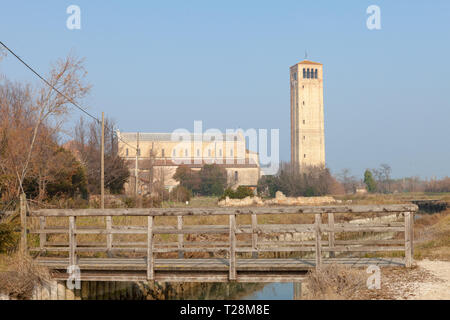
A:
[0, 252, 50, 299]
[304, 264, 367, 300]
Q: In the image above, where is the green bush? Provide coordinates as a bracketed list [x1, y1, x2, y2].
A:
[221, 186, 254, 200]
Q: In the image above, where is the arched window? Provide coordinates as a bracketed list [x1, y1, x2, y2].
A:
[303, 68, 306, 78]
[315, 69, 318, 79]
[307, 68, 310, 79]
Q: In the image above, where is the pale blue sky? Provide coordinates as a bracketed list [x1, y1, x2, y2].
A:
[1, 1, 449, 179]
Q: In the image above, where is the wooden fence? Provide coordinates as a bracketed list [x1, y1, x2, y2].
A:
[25, 204, 418, 282]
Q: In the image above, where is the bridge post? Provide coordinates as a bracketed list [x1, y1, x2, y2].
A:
[314, 213, 322, 270]
[293, 282, 302, 300]
[147, 216, 154, 280]
[229, 214, 237, 280]
[106, 216, 113, 258]
[404, 212, 413, 267]
[69, 216, 76, 266]
[251, 214, 258, 259]
[39, 216, 46, 252]
[178, 216, 184, 259]
[327, 213, 335, 258]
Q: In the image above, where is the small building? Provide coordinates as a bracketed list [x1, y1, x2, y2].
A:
[117, 131, 260, 195]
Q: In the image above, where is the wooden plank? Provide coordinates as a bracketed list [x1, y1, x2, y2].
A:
[251, 214, 258, 258]
[328, 212, 335, 258]
[315, 213, 322, 270]
[334, 240, 405, 245]
[147, 216, 154, 280]
[39, 216, 46, 252]
[178, 216, 184, 259]
[322, 246, 406, 252]
[404, 212, 412, 267]
[236, 247, 316, 253]
[30, 204, 419, 217]
[229, 214, 236, 280]
[69, 216, 76, 266]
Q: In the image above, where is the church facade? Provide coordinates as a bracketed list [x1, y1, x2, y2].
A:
[117, 131, 260, 195]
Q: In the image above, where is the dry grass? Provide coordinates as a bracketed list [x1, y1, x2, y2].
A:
[303, 264, 368, 300]
[0, 251, 50, 299]
[414, 211, 450, 261]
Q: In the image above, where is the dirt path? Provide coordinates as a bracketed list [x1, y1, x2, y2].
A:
[378, 260, 450, 300]
[409, 260, 450, 300]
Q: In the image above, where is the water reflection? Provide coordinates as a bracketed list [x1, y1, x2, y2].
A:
[243, 283, 294, 300]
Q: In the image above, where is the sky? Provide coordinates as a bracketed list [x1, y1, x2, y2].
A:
[0, 0, 449, 179]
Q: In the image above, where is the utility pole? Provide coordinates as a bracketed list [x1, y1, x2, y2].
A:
[101, 112, 112, 256]
[101, 112, 105, 209]
[135, 132, 139, 197]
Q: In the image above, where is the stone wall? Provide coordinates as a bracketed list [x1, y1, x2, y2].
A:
[218, 191, 336, 207]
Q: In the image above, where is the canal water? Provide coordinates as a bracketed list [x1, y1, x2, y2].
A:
[242, 283, 294, 300]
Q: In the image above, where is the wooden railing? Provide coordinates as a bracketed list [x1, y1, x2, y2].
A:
[27, 204, 418, 281]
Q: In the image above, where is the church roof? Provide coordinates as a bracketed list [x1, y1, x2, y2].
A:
[118, 132, 242, 142]
[298, 60, 322, 65]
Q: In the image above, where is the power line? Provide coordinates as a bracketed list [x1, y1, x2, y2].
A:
[0, 40, 138, 152]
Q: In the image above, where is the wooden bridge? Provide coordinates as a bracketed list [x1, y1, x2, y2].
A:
[25, 204, 417, 283]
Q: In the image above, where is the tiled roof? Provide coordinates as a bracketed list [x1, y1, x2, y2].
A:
[298, 60, 322, 65]
[118, 132, 242, 142]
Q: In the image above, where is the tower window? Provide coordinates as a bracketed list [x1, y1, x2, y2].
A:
[307, 69, 310, 79]
[315, 69, 318, 79]
[161, 149, 165, 157]
[303, 101, 305, 106]
[185, 149, 188, 157]
[137, 148, 141, 156]
[230, 149, 233, 157]
[303, 136, 306, 140]
[303, 68, 306, 78]
[234, 171, 238, 182]
[293, 73, 297, 80]
[303, 120, 306, 124]
[219, 149, 222, 157]
[304, 154, 306, 158]
[197, 149, 200, 157]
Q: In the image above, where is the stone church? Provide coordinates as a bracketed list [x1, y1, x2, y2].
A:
[117, 131, 260, 195]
